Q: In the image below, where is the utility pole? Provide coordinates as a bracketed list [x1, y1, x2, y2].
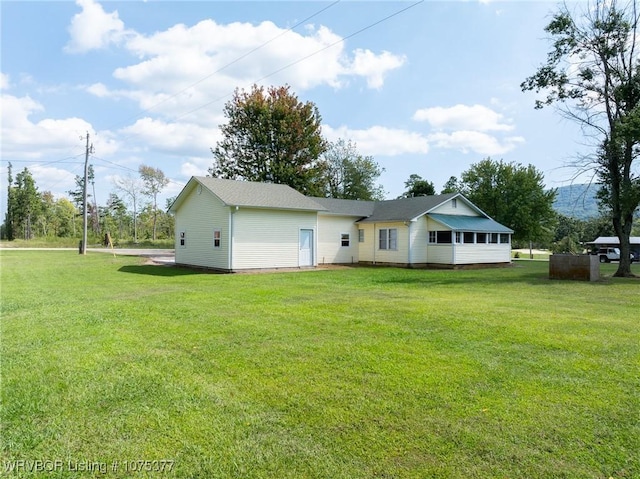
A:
[80, 132, 93, 255]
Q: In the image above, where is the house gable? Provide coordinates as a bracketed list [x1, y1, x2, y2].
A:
[173, 179, 231, 270]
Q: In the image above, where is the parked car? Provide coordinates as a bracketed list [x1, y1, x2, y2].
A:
[595, 247, 635, 263]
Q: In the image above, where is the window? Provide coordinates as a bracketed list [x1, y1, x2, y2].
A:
[451, 198, 457, 209]
[464, 232, 475, 244]
[490, 233, 499, 244]
[455, 232, 462, 243]
[358, 229, 365, 243]
[179, 231, 186, 248]
[436, 231, 452, 244]
[379, 228, 397, 250]
[213, 229, 221, 248]
[477, 232, 487, 244]
[500, 233, 510, 244]
[430, 231, 454, 244]
[341, 233, 350, 247]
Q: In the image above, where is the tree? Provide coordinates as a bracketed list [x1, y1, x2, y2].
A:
[459, 158, 557, 247]
[113, 175, 144, 243]
[139, 165, 169, 240]
[103, 193, 129, 240]
[399, 174, 435, 198]
[441, 176, 461, 194]
[68, 164, 100, 234]
[322, 139, 385, 200]
[12, 168, 41, 240]
[210, 84, 327, 195]
[521, 0, 640, 277]
[53, 198, 78, 237]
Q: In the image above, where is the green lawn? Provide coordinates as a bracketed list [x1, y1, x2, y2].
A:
[1, 251, 638, 478]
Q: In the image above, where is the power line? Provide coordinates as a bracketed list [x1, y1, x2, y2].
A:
[101, 1, 342, 134]
[170, 1, 424, 122]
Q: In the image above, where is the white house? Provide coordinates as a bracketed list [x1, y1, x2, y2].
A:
[169, 177, 514, 272]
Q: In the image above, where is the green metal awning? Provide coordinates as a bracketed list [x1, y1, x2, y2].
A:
[428, 214, 513, 233]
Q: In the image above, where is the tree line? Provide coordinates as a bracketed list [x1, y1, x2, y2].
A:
[2, 163, 173, 245]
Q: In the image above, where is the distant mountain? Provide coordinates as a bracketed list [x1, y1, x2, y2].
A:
[552, 184, 600, 220]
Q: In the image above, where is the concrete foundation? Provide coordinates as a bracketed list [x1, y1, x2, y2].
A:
[549, 254, 599, 282]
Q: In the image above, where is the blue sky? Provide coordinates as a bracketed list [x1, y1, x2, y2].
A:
[1, 0, 590, 213]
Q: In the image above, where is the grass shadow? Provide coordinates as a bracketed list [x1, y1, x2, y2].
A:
[118, 264, 205, 277]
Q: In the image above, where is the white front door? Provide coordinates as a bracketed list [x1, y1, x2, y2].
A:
[299, 229, 314, 267]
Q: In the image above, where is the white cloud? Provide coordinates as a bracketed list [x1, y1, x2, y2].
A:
[0, 94, 91, 157]
[347, 49, 406, 89]
[65, 0, 129, 53]
[86, 82, 110, 98]
[427, 131, 524, 156]
[413, 104, 514, 132]
[119, 117, 220, 157]
[325, 125, 429, 156]
[96, 15, 404, 119]
[1, 73, 10, 90]
[180, 157, 211, 178]
[30, 165, 77, 195]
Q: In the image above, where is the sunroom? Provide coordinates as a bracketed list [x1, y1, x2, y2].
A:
[426, 213, 514, 265]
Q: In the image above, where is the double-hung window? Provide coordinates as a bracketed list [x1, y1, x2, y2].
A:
[213, 229, 221, 248]
[341, 233, 350, 247]
[379, 228, 397, 250]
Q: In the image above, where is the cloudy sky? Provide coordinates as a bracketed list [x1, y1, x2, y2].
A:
[1, 0, 590, 213]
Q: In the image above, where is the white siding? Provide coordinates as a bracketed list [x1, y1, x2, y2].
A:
[455, 244, 511, 264]
[409, 218, 429, 264]
[432, 198, 477, 215]
[427, 245, 453, 264]
[317, 214, 360, 264]
[232, 208, 317, 270]
[174, 186, 230, 269]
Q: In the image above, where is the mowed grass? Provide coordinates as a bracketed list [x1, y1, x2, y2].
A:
[1, 251, 638, 479]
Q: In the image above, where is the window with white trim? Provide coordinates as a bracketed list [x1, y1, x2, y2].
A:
[464, 232, 475, 243]
[179, 231, 186, 248]
[358, 229, 365, 243]
[455, 232, 462, 243]
[213, 229, 221, 248]
[341, 233, 350, 247]
[379, 228, 397, 250]
[428, 231, 436, 243]
[436, 231, 452, 244]
[500, 233, 510, 244]
[451, 198, 457, 209]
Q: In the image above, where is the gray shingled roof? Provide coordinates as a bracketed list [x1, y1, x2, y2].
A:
[195, 177, 326, 211]
[311, 197, 376, 217]
[357, 193, 459, 223]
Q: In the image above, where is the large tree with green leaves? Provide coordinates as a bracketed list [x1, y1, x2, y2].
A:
[521, 0, 640, 277]
[459, 158, 557, 246]
[210, 84, 327, 196]
[12, 167, 42, 240]
[322, 139, 385, 200]
[398, 174, 435, 198]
